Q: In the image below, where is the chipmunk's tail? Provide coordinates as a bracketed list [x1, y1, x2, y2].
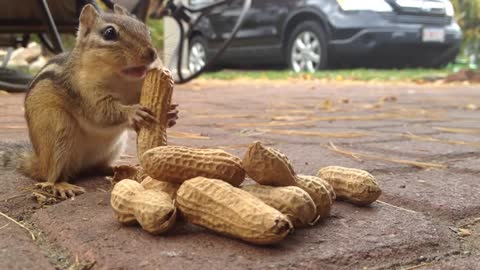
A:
[0, 140, 37, 177]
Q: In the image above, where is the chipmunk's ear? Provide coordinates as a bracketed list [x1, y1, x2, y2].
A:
[78, 4, 98, 36]
[113, 4, 130, 16]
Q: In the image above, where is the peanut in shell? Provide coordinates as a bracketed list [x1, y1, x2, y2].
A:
[294, 175, 333, 219]
[137, 67, 174, 158]
[241, 184, 319, 228]
[110, 179, 176, 234]
[141, 146, 245, 186]
[317, 166, 381, 206]
[111, 179, 144, 224]
[132, 189, 177, 235]
[176, 177, 293, 245]
[141, 176, 180, 199]
[242, 141, 296, 186]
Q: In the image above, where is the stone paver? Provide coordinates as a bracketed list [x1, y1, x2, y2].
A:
[0, 225, 54, 270]
[428, 256, 480, 270]
[1, 81, 480, 269]
[376, 170, 480, 220]
[32, 192, 451, 270]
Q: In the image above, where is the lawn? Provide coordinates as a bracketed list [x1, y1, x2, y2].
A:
[200, 68, 450, 82]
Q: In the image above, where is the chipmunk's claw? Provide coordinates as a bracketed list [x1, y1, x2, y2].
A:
[35, 182, 85, 199]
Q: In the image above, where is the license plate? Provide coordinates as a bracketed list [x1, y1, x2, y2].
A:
[422, 28, 445, 43]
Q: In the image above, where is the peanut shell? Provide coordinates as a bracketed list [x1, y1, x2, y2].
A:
[110, 179, 144, 224]
[133, 189, 176, 235]
[295, 175, 333, 219]
[176, 177, 293, 245]
[137, 68, 174, 158]
[141, 176, 180, 199]
[317, 166, 381, 206]
[141, 146, 245, 186]
[242, 184, 319, 227]
[242, 141, 296, 186]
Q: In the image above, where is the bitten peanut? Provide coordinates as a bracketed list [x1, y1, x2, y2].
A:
[111, 179, 176, 234]
[242, 141, 296, 186]
[141, 176, 180, 199]
[141, 146, 245, 186]
[137, 68, 174, 158]
[294, 175, 333, 219]
[176, 177, 293, 245]
[317, 166, 381, 206]
[242, 184, 319, 228]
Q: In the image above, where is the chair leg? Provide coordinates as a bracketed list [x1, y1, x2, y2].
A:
[37, 0, 64, 53]
[1, 48, 13, 68]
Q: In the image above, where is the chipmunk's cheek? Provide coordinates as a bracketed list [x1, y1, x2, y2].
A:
[122, 66, 148, 80]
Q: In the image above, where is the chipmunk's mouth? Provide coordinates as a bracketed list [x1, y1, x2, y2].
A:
[122, 66, 148, 79]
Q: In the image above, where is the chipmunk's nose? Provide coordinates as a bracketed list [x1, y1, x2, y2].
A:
[144, 48, 157, 63]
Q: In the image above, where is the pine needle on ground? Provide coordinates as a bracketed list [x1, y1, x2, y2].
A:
[327, 142, 446, 169]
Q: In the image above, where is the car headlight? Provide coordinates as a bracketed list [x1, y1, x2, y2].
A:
[337, 0, 393, 12]
[445, 1, 455, 17]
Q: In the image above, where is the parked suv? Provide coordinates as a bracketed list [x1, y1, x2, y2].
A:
[187, 0, 462, 72]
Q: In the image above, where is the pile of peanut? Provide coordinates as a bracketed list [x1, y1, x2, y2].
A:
[110, 68, 382, 245]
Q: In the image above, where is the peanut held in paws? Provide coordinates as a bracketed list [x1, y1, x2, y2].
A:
[137, 68, 174, 158]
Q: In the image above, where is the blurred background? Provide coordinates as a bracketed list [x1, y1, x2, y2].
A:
[0, 0, 478, 91]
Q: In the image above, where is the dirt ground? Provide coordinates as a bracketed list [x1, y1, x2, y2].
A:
[1, 79, 479, 270]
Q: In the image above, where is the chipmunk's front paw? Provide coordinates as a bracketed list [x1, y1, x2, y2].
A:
[167, 103, 179, 128]
[35, 182, 85, 199]
[128, 105, 157, 131]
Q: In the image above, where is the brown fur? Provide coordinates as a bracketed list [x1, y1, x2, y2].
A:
[13, 4, 160, 191]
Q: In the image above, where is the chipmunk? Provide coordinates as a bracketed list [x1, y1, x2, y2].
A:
[1, 4, 178, 199]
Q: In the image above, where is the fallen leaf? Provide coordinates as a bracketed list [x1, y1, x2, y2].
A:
[465, 104, 478, 111]
[321, 99, 334, 110]
[458, 228, 472, 237]
[380, 96, 398, 103]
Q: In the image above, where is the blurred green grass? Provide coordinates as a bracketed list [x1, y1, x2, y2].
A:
[201, 68, 449, 82]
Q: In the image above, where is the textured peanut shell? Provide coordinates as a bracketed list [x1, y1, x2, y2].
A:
[176, 177, 292, 245]
[137, 68, 174, 158]
[110, 179, 145, 224]
[242, 141, 296, 186]
[317, 166, 382, 206]
[133, 189, 176, 235]
[317, 177, 336, 200]
[241, 184, 319, 228]
[141, 176, 180, 199]
[295, 175, 333, 219]
[141, 146, 245, 186]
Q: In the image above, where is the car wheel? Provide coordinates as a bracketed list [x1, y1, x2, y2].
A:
[287, 21, 328, 72]
[188, 36, 208, 74]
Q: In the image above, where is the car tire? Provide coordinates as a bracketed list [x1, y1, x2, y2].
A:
[286, 21, 328, 72]
[429, 47, 460, 68]
[188, 35, 208, 74]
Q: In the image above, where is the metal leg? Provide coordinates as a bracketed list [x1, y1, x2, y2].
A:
[1, 48, 13, 68]
[37, 0, 64, 53]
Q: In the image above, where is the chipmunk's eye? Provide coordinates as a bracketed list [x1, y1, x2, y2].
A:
[102, 26, 118, 41]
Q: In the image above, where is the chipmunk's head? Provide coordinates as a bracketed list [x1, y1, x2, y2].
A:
[76, 4, 157, 81]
